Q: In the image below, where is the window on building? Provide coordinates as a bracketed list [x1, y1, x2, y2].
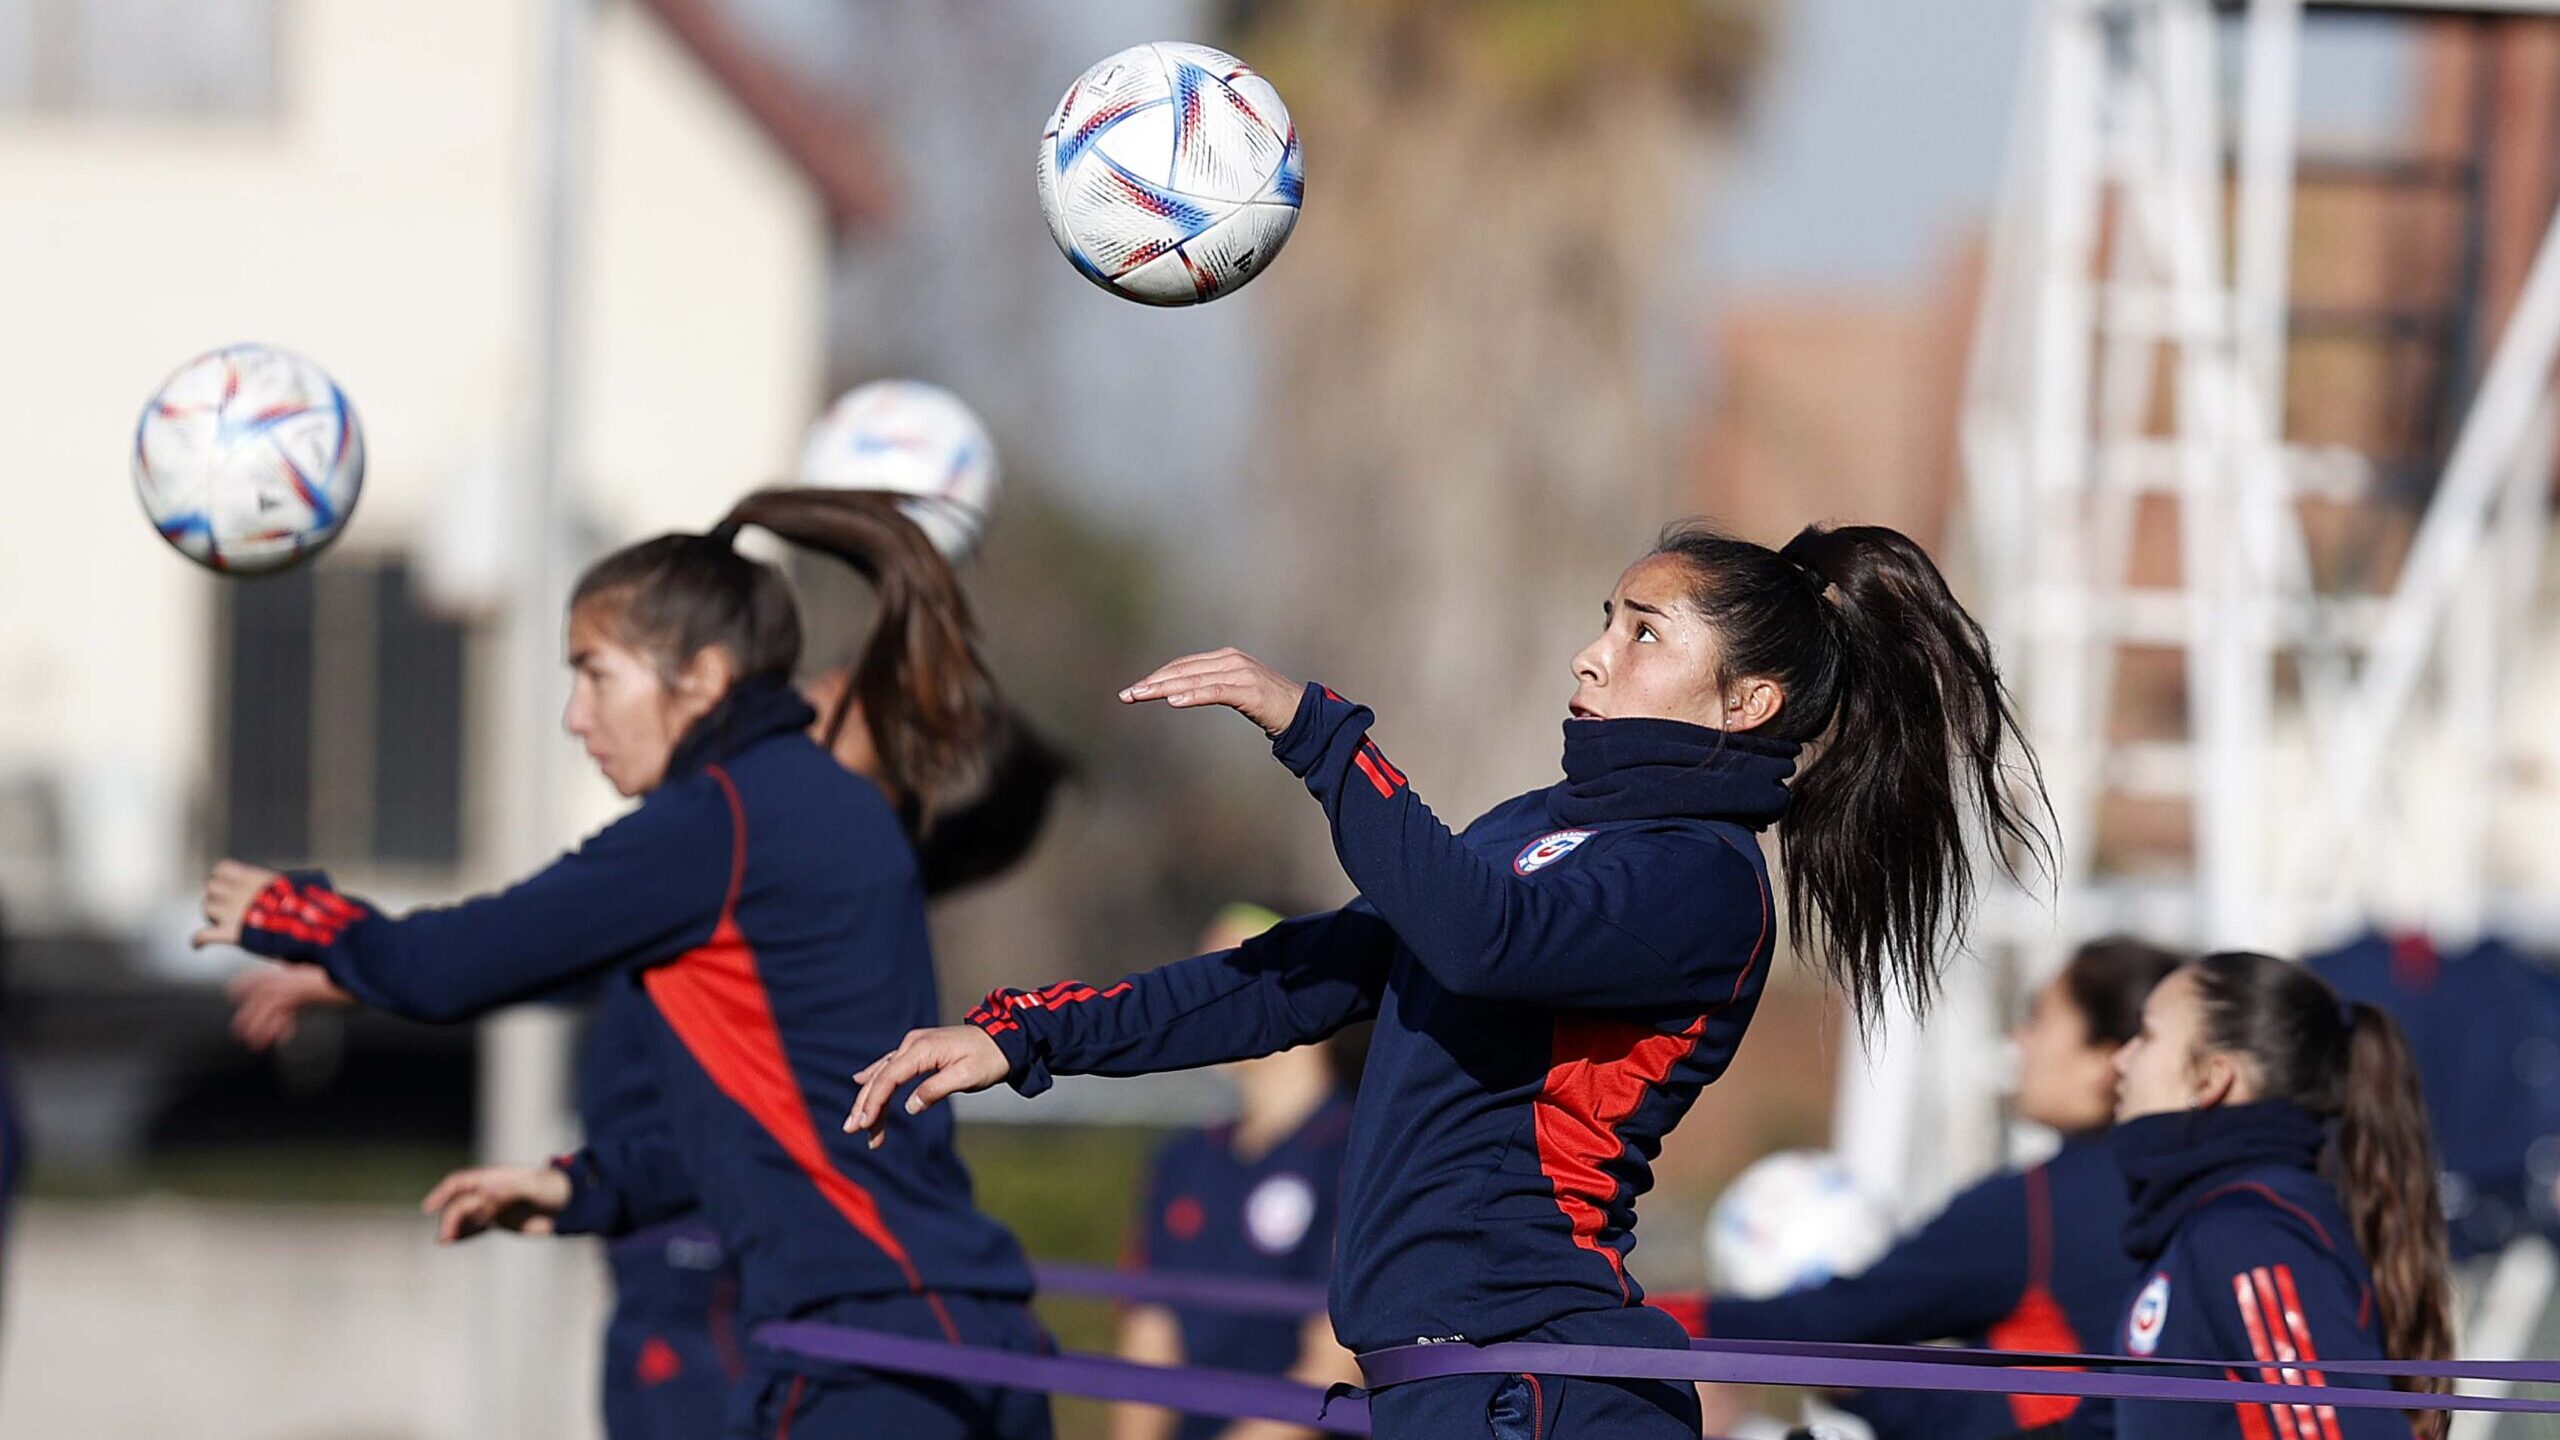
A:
[217, 558, 470, 870]
[0, 0, 279, 119]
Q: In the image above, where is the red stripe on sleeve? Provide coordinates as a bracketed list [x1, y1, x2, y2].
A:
[2270, 1265, 2344, 1440]
[2233, 1272, 2304, 1440]
[1362, 741, 1406, 789]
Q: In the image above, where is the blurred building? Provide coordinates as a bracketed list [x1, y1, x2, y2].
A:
[0, 3, 851, 1435]
[0, 0, 838, 1125]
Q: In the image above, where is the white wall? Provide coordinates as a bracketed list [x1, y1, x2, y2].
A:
[0, 0, 827, 914]
[0, 1199, 610, 1440]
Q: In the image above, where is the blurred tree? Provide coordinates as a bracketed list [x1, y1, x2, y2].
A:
[1226, 0, 1773, 876]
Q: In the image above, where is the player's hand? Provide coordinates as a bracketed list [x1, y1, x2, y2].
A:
[845, 1025, 1010, 1149]
[421, 1165, 572, 1244]
[192, 859, 280, 949]
[226, 964, 355, 1051]
[1118, 648, 1303, 737]
[1694, 1381, 1753, 1434]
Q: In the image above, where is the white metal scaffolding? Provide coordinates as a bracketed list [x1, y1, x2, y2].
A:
[1845, 0, 2560, 1214]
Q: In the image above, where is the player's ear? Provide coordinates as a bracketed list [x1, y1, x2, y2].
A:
[2192, 1049, 2246, 1109]
[675, 645, 737, 710]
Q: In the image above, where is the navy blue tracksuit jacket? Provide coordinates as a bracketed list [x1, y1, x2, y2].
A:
[2112, 1104, 2415, 1440]
[972, 686, 1793, 1374]
[237, 679, 1038, 1339]
[1670, 1132, 2136, 1440]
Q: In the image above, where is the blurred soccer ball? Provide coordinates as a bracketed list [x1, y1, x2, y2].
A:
[1035, 41, 1303, 306]
[1707, 1149, 1895, 1299]
[797, 380, 999, 561]
[132, 343, 365, 575]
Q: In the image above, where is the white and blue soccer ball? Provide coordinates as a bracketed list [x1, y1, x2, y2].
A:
[798, 380, 999, 561]
[1035, 41, 1303, 307]
[132, 343, 364, 576]
[1708, 1149, 1896, 1299]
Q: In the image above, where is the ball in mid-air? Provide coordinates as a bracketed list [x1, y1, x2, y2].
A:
[1036, 41, 1302, 306]
[132, 343, 364, 576]
[1706, 1149, 1895, 1299]
[798, 380, 1000, 561]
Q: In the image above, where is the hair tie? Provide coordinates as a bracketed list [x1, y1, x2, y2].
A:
[1778, 549, 1830, 598]
[2339, 998, 2360, 1034]
[705, 520, 744, 551]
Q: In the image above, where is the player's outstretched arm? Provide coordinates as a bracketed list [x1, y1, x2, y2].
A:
[1124, 650, 1746, 1008]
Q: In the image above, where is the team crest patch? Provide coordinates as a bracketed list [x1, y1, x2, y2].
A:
[1514, 830, 1595, 876]
[1245, 1173, 1318, 1255]
[2127, 1271, 2171, 1355]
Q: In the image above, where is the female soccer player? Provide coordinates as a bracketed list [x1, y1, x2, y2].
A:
[1668, 937, 2185, 1440]
[849, 522, 2051, 1440]
[2110, 952, 2453, 1440]
[224, 664, 1066, 1440]
[199, 490, 1054, 1440]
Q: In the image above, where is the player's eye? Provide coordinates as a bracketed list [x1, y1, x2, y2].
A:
[1635, 624, 1658, 644]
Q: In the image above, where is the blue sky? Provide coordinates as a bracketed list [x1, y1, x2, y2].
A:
[1711, 0, 2416, 292]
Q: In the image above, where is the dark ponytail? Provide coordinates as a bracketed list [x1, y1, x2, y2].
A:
[912, 710, 1073, 898]
[2188, 953, 2454, 1434]
[573, 488, 1062, 846]
[1652, 521, 2051, 1028]
[722, 487, 1002, 827]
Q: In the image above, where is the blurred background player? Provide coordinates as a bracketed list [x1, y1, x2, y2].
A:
[2110, 952, 2454, 1440]
[202, 491, 1059, 1440]
[1667, 937, 2186, 1440]
[1112, 902, 1361, 1440]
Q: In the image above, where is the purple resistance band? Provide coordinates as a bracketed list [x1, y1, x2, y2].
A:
[1359, 1340, 2560, 1415]
[754, 1321, 2560, 1436]
[1668, 1335, 2560, 1385]
[754, 1320, 1373, 1435]
[1029, 1268, 2560, 1387]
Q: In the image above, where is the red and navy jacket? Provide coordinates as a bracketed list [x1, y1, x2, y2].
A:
[2111, 1103, 2413, 1440]
[236, 678, 1035, 1331]
[969, 684, 1791, 1355]
[1663, 1132, 2136, 1440]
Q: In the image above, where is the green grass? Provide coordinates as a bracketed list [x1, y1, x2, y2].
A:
[960, 1123, 1169, 1440]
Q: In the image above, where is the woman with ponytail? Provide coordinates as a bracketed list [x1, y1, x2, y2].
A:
[195, 490, 1060, 1440]
[849, 521, 2051, 1440]
[2110, 952, 2454, 1440]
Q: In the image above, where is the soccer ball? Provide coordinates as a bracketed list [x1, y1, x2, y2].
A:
[1035, 41, 1303, 306]
[1706, 1150, 1895, 1299]
[132, 344, 364, 575]
[798, 380, 1000, 562]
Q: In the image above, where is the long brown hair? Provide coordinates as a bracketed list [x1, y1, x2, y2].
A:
[2188, 952, 2455, 1436]
[1652, 521, 2052, 1029]
[571, 488, 1032, 836]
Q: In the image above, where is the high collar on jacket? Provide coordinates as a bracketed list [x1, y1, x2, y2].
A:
[2114, 1100, 2329, 1260]
[1547, 716, 1798, 830]
[664, 674, 816, 782]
